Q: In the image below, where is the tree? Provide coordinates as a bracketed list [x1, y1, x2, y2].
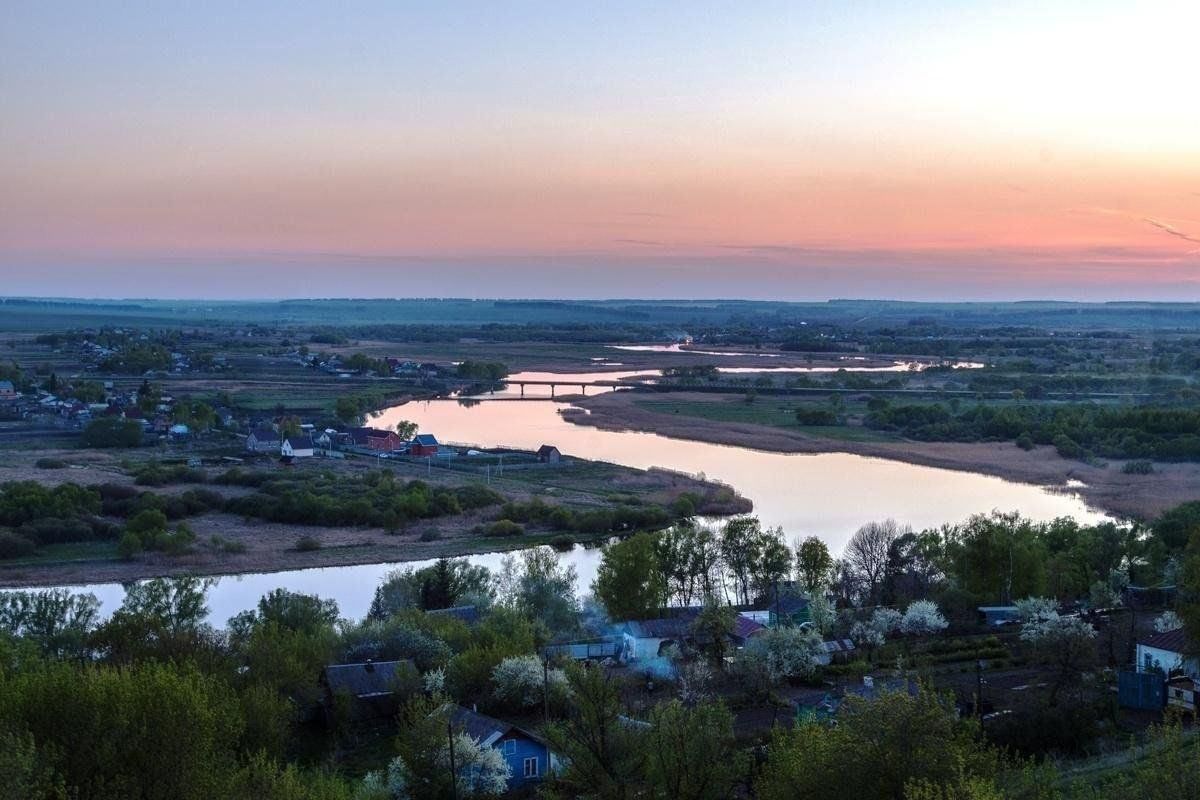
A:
[720, 516, 763, 605]
[845, 519, 906, 605]
[593, 533, 667, 621]
[1020, 612, 1096, 704]
[335, 396, 364, 425]
[0, 589, 100, 659]
[942, 512, 1047, 605]
[370, 697, 510, 800]
[542, 665, 647, 800]
[750, 626, 823, 683]
[491, 655, 567, 711]
[756, 689, 998, 800]
[496, 548, 577, 634]
[0, 660, 244, 800]
[900, 600, 949, 636]
[1153, 501, 1200, 552]
[394, 420, 418, 440]
[795, 536, 833, 593]
[693, 598, 735, 667]
[80, 417, 142, 448]
[1014, 596, 1058, 623]
[1155, 610, 1183, 633]
[752, 527, 793, 602]
[644, 700, 743, 800]
[92, 577, 219, 665]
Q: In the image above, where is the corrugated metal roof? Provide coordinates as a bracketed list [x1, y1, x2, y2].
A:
[1139, 628, 1190, 653]
[324, 660, 412, 697]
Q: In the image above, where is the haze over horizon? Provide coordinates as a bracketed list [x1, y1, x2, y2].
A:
[3, 1, 1198, 301]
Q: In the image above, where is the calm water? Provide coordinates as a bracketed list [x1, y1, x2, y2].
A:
[19, 387, 1107, 624]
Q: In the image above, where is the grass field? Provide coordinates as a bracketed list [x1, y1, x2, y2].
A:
[634, 398, 902, 443]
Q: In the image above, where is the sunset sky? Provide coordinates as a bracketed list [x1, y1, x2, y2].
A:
[2, 1, 1198, 300]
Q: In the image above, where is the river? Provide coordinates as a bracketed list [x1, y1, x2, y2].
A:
[26, 383, 1107, 625]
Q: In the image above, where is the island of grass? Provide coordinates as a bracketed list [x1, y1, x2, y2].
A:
[0, 447, 749, 588]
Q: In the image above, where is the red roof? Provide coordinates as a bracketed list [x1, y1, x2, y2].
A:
[1139, 628, 1191, 654]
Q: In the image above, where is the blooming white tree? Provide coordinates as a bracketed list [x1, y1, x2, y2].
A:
[1019, 612, 1097, 703]
[1013, 596, 1058, 623]
[849, 620, 884, 650]
[677, 658, 715, 703]
[870, 607, 902, 636]
[751, 626, 823, 683]
[422, 667, 445, 695]
[362, 733, 511, 799]
[1155, 610, 1184, 633]
[900, 600, 948, 636]
[806, 592, 836, 634]
[492, 655, 568, 710]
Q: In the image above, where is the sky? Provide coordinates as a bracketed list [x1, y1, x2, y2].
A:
[2, 1, 1199, 301]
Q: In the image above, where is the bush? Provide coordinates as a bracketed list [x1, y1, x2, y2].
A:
[484, 519, 524, 538]
[1122, 459, 1155, 475]
[80, 417, 143, 448]
[35, 457, 67, 469]
[1015, 432, 1035, 451]
[295, 536, 322, 552]
[0, 530, 36, 559]
[418, 530, 441, 542]
[117, 530, 144, 560]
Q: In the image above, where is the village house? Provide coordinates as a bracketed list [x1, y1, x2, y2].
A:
[1136, 628, 1199, 677]
[620, 608, 766, 660]
[281, 434, 315, 458]
[410, 433, 440, 456]
[321, 659, 415, 722]
[443, 704, 554, 790]
[0, 380, 16, 399]
[537, 444, 562, 463]
[246, 426, 281, 453]
[348, 426, 404, 452]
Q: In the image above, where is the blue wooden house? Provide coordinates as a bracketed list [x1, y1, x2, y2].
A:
[445, 704, 554, 789]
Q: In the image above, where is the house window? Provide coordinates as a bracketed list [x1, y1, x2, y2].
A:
[523, 756, 539, 778]
[503, 740, 516, 755]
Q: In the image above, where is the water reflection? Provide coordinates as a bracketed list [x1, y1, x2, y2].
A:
[31, 394, 1107, 626]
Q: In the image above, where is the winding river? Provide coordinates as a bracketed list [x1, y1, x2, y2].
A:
[29, 378, 1107, 624]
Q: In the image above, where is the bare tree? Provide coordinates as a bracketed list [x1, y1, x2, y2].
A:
[845, 519, 907, 605]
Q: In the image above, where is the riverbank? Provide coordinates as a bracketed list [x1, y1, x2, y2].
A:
[0, 447, 748, 588]
[562, 391, 1200, 520]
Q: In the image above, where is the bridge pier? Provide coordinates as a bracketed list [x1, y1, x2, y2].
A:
[520, 383, 524, 397]
[581, 384, 586, 395]
[550, 384, 556, 398]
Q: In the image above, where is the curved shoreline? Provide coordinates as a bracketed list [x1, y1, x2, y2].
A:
[561, 391, 1200, 521]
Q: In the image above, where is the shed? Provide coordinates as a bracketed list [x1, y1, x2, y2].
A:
[411, 433, 440, 456]
[978, 606, 1021, 626]
[536, 444, 562, 463]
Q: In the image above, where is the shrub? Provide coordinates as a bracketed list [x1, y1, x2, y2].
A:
[418, 530, 441, 542]
[117, 531, 144, 560]
[1122, 459, 1154, 475]
[492, 655, 569, 711]
[295, 536, 322, 552]
[484, 519, 524, 538]
[35, 458, 67, 469]
[0, 530, 36, 559]
[80, 417, 143, 448]
[1015, 432, 1035, 451]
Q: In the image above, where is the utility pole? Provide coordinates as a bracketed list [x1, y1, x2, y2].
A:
[447, 718, 459, 800]
[542, 656, 550, 724]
